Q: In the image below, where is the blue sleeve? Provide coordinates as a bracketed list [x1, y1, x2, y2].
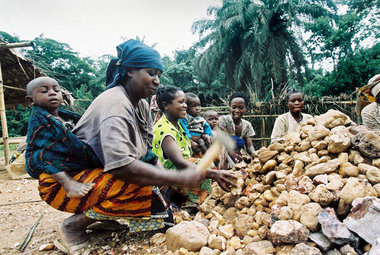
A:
[204, 122, 213, 136]
[179, 118, 192, 139]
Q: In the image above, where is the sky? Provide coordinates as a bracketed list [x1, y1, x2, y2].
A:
[0, 0, 221, 58]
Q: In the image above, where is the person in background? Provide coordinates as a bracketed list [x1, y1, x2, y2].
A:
[271, 90, 313, 143]
[152, 85, 236, 210]
[179, 92, 213, 155]
[25, 77, 99, 198]
[362, 77, 380, 131]
[150, 94, 162, 124]
[203, 110, 219, 132]
[219, 92, 255, 163]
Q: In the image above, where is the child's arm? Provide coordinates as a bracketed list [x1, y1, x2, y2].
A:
[52, 172, 94, 198]
[245, 137, 255, 156]
[202, 122, 213, 146]
[179, 118, 192, 139]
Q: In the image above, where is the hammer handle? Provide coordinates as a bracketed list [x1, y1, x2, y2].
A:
[196, 141, 222, 174]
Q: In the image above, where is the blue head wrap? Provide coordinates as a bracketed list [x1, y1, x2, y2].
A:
[106, 39, 163, 89]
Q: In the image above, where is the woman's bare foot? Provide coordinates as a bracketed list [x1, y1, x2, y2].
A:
[65, 180, 95, 198]
[57, 214, 95, 252]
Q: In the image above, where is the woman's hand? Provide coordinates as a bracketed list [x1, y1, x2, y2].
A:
[207, 170, 237, 192]
[190, 140, 199, 150]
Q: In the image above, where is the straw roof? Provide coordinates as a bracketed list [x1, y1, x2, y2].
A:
[0, 42, 44, 109]
[0, 41, 74, 110]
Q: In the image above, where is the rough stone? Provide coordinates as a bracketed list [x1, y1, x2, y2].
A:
[234, 196, 251, 210]
[199, 247, 220, 255]
[300, 203, 322, 231]
[326, 249, 343, 255]
[234, 214, 253, 238]
[211, 181, 227, 200]
[199, 197, 217, 215]
[327, 134, 351, 154]
[366, 165, 380, 184]
[223, 207, 238, 224]
[369, 238, 380, 255]
[313, 174, 329, 185]
[269, 220, 309, 245]
[343, 197, 380, 245]
[166, 221, 210, 252]
[340, 244, 358, 255]
[309, 232, 332, 252]
[351, 131, 380, 158]
[315, 109, 351, 128]
[289, 243, 322, 255]
[293, 152, 313, 164]
[244, 241, 275, 255]
[338, 177, 371, 215]
[150, 233, 166, 245]
[326, 174, 344, 191]
[219, 224, 234, 239]
[317, 210, 358, 246]
[305, 159, 340, 177]
[340, 162, 359, 177]
[296, 176, 315, 194]
[309, 125, 331, 141]
[309, 184, 334, 207]
[287, 190, 311, 220]
[258, 150, 279, 164]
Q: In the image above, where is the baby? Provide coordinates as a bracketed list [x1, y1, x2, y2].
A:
[203, 110, 219, 131]
[25, 77, 99, 197]
[179, 92, 212, 154]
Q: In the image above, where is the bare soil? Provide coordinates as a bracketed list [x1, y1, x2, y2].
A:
[0, 166, 167, 255]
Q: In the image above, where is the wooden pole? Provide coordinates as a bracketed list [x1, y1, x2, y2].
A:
[0, 62, 10, 165]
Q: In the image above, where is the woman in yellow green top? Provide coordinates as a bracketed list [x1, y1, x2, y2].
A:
[152, 85, 235, 208]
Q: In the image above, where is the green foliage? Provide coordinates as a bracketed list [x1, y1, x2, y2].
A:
[0, 31, 20, 43]
[305, 43, 380, 96]
[192, 0, 337, 100]
[0, 106, 31, 137]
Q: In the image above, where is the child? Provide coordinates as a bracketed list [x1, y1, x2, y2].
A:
[271, 90, 313, 143]
[25, 77, 100, 198]
[219, 92, 255, 163]
[203, 110, 219, 131]
[179, 92, 212, 154]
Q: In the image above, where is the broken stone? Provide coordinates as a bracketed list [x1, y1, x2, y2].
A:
[208, 234, 225, 250]
[245, 241, 275, 255]
[309, 184, 334, 207]
[317, 210, 358, 246]
[339, 244, 358, 255]
[234, 214, 253, 238]
[219, 224, 234, 239]
[309, 232, 332, 252]
[343, 197, 380, 245]
[150, 233, 166, 245]
[305, 159, 340, 177]
[166, 221, 210, 252]
[199, 247, 219, 255]
[289, 242, 322, 255]
[351, 131, 380, 158]
[269, 220, 309, 245]
[300, 203, 322, 231]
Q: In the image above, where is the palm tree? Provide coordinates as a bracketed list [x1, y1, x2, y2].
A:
[192, 0, 337, 100]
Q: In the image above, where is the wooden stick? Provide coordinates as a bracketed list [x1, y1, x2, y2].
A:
[0, 62, 10, 165]
[196, 141, 222, 174]
[18, 214, 42, 251]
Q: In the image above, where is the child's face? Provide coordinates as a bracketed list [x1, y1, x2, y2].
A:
[187, 97, 201, 117]
[165, 91, 187, 120]
[230, 97, 246, 121]
[31, 79, 63, 114]
[205, 112, 219, 129]
[288, 93, 304, 114]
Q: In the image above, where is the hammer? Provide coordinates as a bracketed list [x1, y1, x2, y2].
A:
[196, 128, 235, 173]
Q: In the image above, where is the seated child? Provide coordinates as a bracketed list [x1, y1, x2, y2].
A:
[203, 110, 219, 133]
[219, 92, 255, 163]
[180, 92, 213, 154]
[25, 77, 100, 198]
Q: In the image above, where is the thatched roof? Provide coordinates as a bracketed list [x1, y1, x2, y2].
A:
[0, 42, 44, 109]
[0, 41, 75, 110]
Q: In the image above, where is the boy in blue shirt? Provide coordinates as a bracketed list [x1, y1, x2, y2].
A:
[180, 92, 212, 154]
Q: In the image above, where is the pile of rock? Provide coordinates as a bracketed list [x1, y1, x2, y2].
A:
[161, 109, 380, 255]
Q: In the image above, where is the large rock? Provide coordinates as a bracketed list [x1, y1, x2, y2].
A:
[289, 243, 322, 255]
[300, 203, 322, 231]
[166, 221, 210, 252]
[308, 125, 331, 141]
[269, 220, 309, 245]
[366, 165, 380, 184]
[338, 177, 376, 215]
[234, 214, 254, 238]
[315, 109, 351, 128]
[244, 241, 275, 255]
[317, 210, 358, 246]
[309, 184, 334, 207]
[327, 127, 351, 154]
[351, 131, 380, 158]
[343, 197, 380, 245]
[305, 159, 340, 177]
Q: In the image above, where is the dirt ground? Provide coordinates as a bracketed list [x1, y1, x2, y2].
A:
[0, 165, 167, 255]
